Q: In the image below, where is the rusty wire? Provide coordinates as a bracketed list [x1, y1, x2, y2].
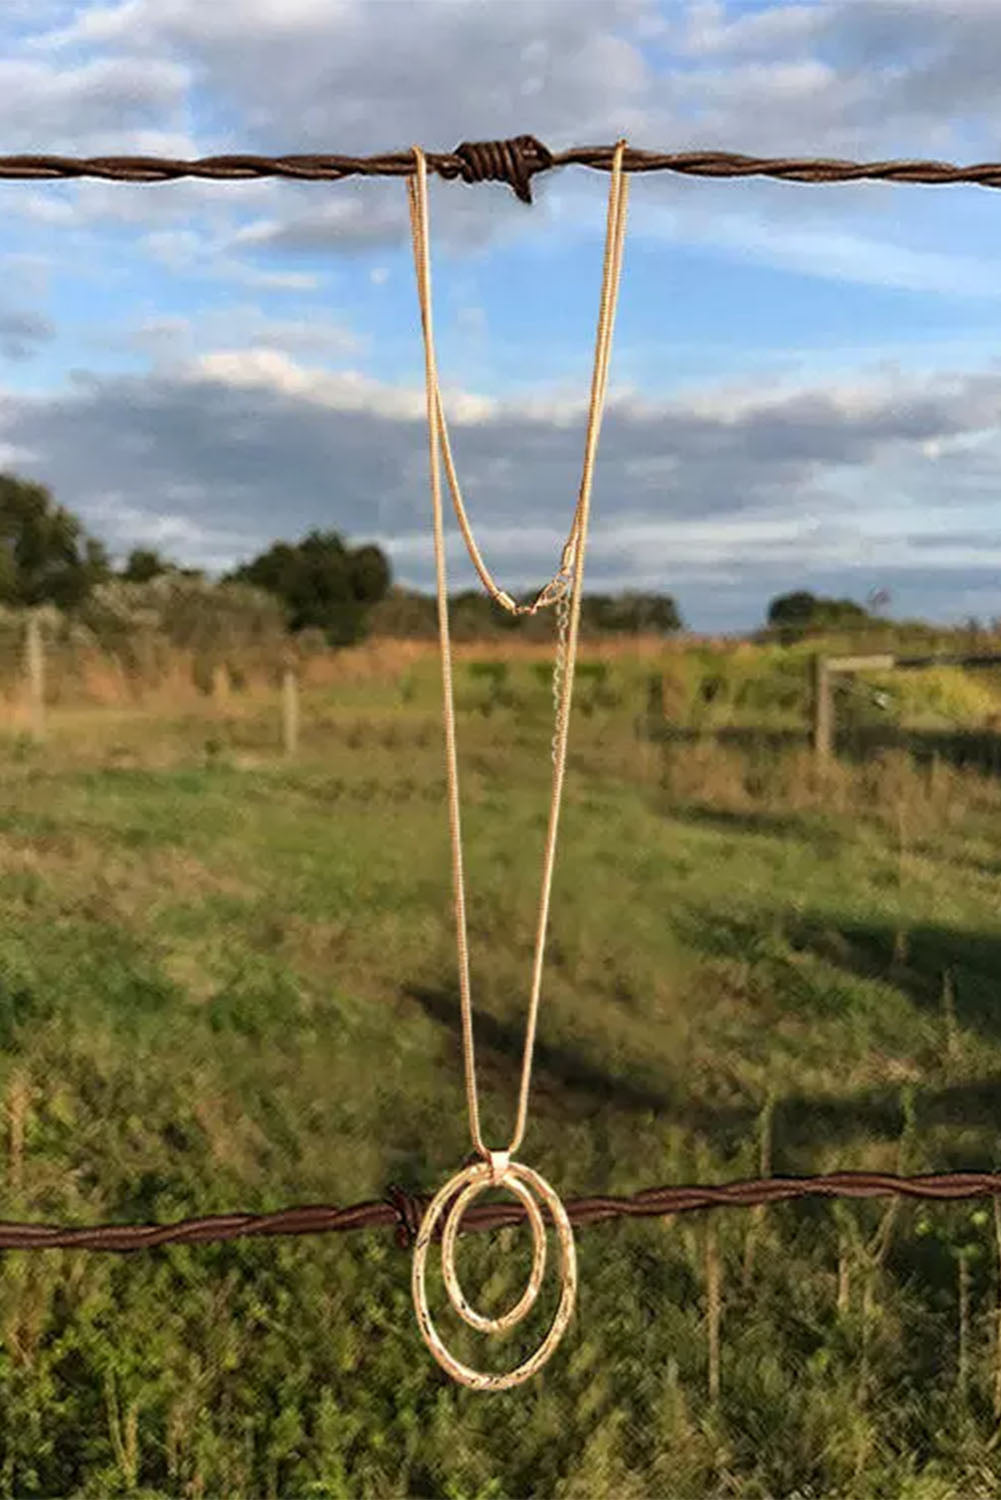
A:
[0, 1171, 998, 1256]
[1, 140, 1001, 202]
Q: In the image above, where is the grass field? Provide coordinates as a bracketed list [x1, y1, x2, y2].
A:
[3, 647, 1001, 1496]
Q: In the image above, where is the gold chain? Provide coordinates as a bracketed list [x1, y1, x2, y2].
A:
[551, 585, 571, 767]
[406, 139, 628, 1391]
[407, 140, 629, 1159]
[433, 381, 581, 618]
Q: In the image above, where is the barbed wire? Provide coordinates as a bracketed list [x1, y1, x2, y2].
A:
[0, 1171, 998, 1256]
[2, 140, 1001, 202]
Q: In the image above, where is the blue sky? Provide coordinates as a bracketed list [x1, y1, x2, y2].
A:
[1, 0, 1001, 630]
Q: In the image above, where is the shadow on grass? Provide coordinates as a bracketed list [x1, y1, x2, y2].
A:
[405, 970, 1001, 1169]
[410, 966, 1001, 1172]
[665, 801, 844, 852]
[409, 899, 1001, 1172]
[911, 839, 1001, 882]
[693, 908, 1001, 1163]
[675, 898, 1001, 1043]
[404, 982, 679, 1123]
[717, 1071, 1001, 1181]
[786, 913, 1001, 1045]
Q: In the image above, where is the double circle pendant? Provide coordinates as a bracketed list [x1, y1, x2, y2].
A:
[412, 1152, 577, 1390]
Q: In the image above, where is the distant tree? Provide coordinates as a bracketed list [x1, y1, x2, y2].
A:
[767, 590, 870, 640]
[582, 591, 683, 635]
[447, 590, 507, 642]
[768, 591, 819, 629]
[227, 530, 392, 645]
[0, 473, 110, 609]
[365, 587, 684, 641]
[122, 547, 172, 583]
[349, 543, 392, 605]
[366, 586, 438, 640]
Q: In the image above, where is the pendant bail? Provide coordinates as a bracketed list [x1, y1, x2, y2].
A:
[485, 1148, 510, 1187]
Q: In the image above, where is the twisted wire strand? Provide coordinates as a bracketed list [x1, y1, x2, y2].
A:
[1, 1172, 998, 1255]
[1, 145, 1001, 195]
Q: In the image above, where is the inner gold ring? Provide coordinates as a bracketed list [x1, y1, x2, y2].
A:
[440, 1165, 547, 1334]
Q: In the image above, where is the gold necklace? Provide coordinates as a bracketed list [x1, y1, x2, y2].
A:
[406, 139, 629, 1390]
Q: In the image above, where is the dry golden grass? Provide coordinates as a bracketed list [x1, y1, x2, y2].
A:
[1, 636, 686, 717]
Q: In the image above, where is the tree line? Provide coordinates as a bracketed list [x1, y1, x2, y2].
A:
[10, 470, 959, 646]
[0, 472, 684, 643]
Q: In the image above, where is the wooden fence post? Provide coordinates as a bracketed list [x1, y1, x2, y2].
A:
[24, 612, 45, 741]
[211, 662, 230, 707]
[282, 665, 299, 759]
[812, 653, 832, 764]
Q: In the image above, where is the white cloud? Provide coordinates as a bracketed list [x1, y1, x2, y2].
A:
[30, 0, 656, 151]
[125, 306, 364, 365]
[675, 3, 824, 59]
[83, 488, 262, 569]
[0, 309, 54, 361]
[0, 54, 191, 153]
[139, 225, 321, 291]
[229, 266, 320, 291]
[189, 348, 496, 422]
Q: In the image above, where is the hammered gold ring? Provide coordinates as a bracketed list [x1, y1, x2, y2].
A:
[412, 1157, 577, 1391]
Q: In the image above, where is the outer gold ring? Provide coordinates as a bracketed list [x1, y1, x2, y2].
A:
[412, 1158, 577, 1391]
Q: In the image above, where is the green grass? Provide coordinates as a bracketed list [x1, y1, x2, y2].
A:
[2, 676, 1001, 1495]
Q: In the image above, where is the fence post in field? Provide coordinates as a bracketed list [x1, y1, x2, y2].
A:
[812, 653, 832, 764]
[211, 661, 230, 706]
[282, 664, 299, 759]
[645, 672, 665, 737]
[24, 612, 45, 740]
